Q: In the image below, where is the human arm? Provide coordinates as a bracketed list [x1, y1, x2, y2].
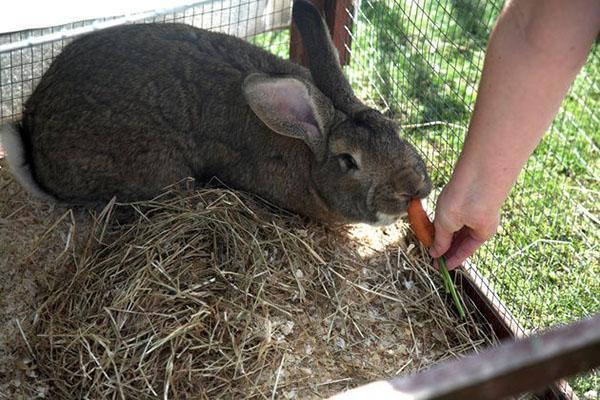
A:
[430, 0, 600, 269]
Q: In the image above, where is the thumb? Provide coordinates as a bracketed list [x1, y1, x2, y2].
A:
[429, 216, 456, 258]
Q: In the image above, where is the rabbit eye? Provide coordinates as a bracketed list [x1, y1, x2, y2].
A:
[338, 153, 359, 171]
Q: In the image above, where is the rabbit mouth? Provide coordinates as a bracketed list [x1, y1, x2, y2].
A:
[366, 184, 407, 225]
[373, 212, 404, 226]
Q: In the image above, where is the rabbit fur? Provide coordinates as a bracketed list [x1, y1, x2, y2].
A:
[0, 0, 431, 226]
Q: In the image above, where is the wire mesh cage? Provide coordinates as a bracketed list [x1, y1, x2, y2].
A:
[0, 0, 598, 398]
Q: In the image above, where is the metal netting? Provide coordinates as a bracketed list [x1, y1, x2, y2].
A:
[344, 0, 598, 395]
[0, 0, 598, 397]
[0, 0, 291, 123]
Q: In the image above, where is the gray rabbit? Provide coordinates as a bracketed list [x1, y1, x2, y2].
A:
[0, 0, 431, 225]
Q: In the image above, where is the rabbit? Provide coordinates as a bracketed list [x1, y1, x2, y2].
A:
[0, 0, 432, 226]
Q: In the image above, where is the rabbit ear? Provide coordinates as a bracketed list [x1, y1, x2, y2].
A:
[292, 0, 366, 116]
[243, 73, 331, 160]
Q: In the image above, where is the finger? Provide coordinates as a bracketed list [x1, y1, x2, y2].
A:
[442, 227, 470, 260]
[444, 234, 485, 270]
[430, 217, 456, 258]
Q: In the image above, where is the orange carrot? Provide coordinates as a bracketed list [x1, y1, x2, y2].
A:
[407, 198, 466, 319]
[407, 199, 435, 247]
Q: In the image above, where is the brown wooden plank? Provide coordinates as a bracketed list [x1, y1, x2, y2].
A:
[325, 0, 354, 66]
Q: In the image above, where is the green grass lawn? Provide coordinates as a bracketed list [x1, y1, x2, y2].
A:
[249, 0, 599, 392]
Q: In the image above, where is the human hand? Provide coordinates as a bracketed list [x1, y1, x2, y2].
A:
[429, 182, 500, 270]
[425, 0, 600, 271]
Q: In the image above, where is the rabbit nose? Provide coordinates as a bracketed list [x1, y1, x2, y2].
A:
[391, 171, 431, 199]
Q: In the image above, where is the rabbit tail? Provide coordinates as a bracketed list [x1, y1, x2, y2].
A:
[0, 123, 55, 201]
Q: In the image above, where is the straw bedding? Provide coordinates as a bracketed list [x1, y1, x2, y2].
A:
[0, 157, 496, 399]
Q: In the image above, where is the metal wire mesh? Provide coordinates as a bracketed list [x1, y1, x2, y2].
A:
[0, 0, 598, 397]
[0, 0, 291, 123]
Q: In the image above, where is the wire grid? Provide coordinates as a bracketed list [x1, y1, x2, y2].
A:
[0, 0, 291, 123]
[344, 0, 598, 394]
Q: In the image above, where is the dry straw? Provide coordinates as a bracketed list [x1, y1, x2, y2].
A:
[22, 182, 496, 399]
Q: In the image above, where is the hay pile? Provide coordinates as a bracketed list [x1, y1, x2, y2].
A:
[1, 162, 496, 399]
